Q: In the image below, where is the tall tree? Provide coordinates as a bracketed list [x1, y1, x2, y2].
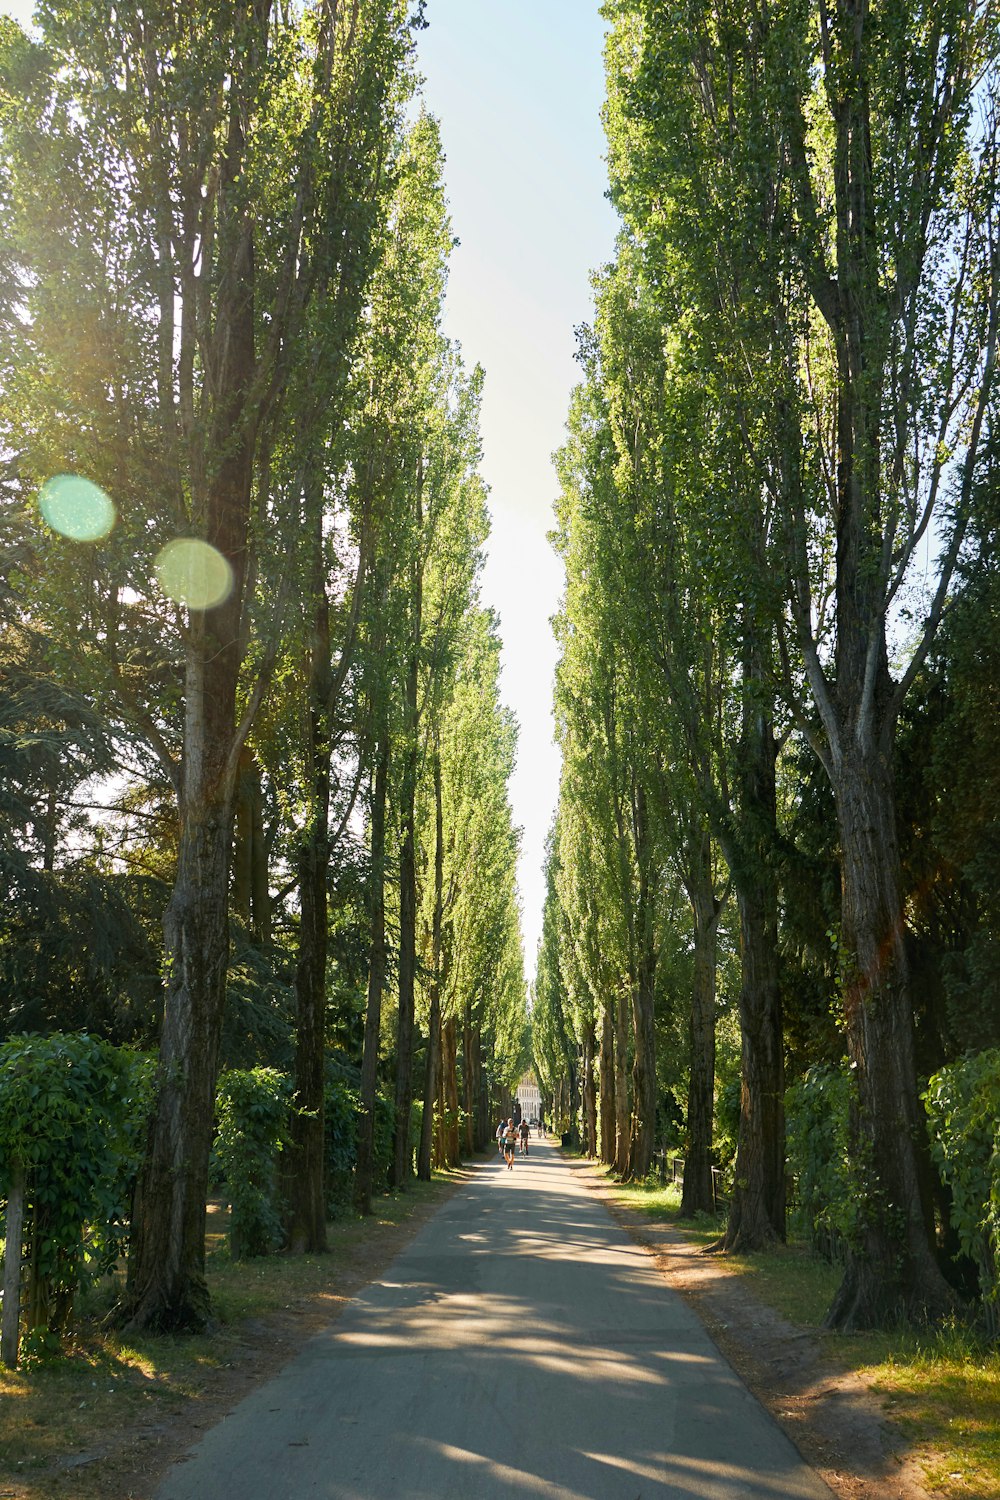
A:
[609, 0, 1000, 1323]
[1, 0, 414, 1328]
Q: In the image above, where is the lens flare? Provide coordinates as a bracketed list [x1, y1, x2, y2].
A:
[38, 474, 116, 541]
[154, 538, 233, 611]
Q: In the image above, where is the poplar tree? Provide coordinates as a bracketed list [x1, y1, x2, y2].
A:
[1, 0, 414, 1328]
[607, 0, 1000, 1323]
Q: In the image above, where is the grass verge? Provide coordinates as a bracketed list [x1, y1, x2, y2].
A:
[0, 1170, 463, 1500]
[604, 1173, 1000, 1500]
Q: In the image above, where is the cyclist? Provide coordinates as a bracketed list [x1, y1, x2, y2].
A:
[519, 1119, 530, 1156]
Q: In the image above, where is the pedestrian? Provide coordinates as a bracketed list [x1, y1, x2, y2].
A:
[496, 1118, 506, 1156]
[503, 1117, 518, 1169]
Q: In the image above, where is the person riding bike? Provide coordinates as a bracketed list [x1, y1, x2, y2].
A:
[518, 1119, 530, 1156]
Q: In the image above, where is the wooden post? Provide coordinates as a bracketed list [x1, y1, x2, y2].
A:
[2, 1162, 24, 1369]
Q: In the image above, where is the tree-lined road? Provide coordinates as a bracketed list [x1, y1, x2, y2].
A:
[156, 1142, 831, 1499]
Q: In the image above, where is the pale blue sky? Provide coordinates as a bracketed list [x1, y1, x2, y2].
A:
[417, 1, 618, 969]
[0, 0, 619, 971]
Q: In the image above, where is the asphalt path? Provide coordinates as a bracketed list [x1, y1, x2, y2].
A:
[155, 1139, 833, 1499]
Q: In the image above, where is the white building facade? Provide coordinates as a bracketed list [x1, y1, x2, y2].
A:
[516, 1072, 541, 1123]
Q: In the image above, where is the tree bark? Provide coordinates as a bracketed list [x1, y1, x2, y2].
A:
[355, 732, 389, 1215]
[462, 1001, 476, 1156]
[390, 477, 424, 1191]
[581, 1018, 598, 1157]
[419, 1000, 441, 1180]
[824, 738, 954, 1327]
[417, 748, 445, 1181]
[1, 1162, 24, 1368]
[681, 827, 720, 1218]
[722, 876, 784, 1250]
[613, 987, 630, 1175]
[249, 755, 270, 946]
[599, 1002, 616, 1165]
[629, 781, 657, 1180]
[720, 654, 785, 1252]
[118, 84, 256, 1330]
[284, 533, 332, 1253]
[442, 1015, 461, 1165]
[123, 766, 238, 1329]
[233, 750, 253, 924]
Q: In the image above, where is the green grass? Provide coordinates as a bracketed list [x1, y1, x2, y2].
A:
[604, 1175, 724, 1247]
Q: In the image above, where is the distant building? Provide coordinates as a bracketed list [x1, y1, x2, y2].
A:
[516, 1071, 540, 1122]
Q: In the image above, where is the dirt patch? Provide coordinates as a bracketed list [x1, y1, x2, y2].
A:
[568, 1154, 934, 1500]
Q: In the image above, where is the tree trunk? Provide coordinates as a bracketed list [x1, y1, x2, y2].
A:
[682, 830, 719, 1218]
[284, 806, 329, 1252]
[629, 781, 657, 1179]
[355, 733, 389, 1215]
[613, 987, 630, 1175]
[391, 723, 418, 1188]
[284, 552, 332, 1254]
[234, 751, 270, 944]
[581, 1018, 598, 1157]
[118, 96, 255, 1330]
[824, 740, 954, 1328]
[471, 1025, 487, 1150]
[462, 1001, 476, 1155]
[123, 771, 237, 1329]
[233, 749, 253, 924]
[443, 1015, 461, 1165]
[599, 1003, 615, 1165]
[720, 669, 785, 1252]
[419, 1004, 441, 1180]
[417, 748, 444, 1181]
[1, 1162, 24, 1368]
[249, 755, 270, 946]
[390, 481, 423, 1191]
[721, 877, 784, 1250]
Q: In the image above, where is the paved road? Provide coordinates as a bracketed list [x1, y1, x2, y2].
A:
[156, 1140, 832, 1499]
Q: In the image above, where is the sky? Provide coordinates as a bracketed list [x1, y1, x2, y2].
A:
[0, 0, 619, 975]
[415, 2, 618, 970]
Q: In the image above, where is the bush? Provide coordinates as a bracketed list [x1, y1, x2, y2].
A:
[785, 1064, 858, 1261]
[924, 1049, 1000, 1333]
[0, 1031, 153, 1347]
[214, 1067, 292, 1259]
[324, 1069, 359, 1212]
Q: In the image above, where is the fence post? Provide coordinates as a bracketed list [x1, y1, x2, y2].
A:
[2, 1161, 24, 1369]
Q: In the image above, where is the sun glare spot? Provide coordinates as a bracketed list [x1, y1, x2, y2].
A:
[38, 474, 116, 541]
[154, 538, 233, 610]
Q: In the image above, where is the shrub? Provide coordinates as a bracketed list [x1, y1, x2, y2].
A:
[214, 1067, 292, 1259]
[0, 1031, 153, 1348]
[324, 1070, 360, 1213]
[924, 1049, 1000, 1334]
[785, 1064, 858, 1261]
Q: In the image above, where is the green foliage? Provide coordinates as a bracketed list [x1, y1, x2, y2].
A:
[785, 1065, 858, 1261]
[324, 1056, 394, 1210]
[0, 1032, 153, 1340]
[924, 1052, 1000, 1330]
[213, 1069, 293, 1261]
[214, 1061, 400, 1249]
